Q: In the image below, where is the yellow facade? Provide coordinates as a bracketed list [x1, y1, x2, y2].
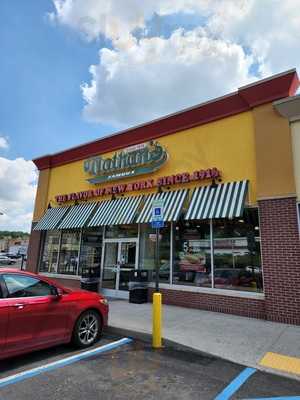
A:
[33, 169, 51, 221]
[32, 110, 258, 222]
[252, 103, 296, 200]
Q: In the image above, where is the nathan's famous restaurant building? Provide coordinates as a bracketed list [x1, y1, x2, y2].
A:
[27, 69, 300, 325]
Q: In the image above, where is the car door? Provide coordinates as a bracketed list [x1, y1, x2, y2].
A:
[0, 277, 9, 355]
[2, 274, 42, 354]
[2, 273, 70, 354]
[27, 280, 71, 346]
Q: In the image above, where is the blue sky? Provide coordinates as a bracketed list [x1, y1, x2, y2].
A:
[0, 0, 114, 161]
[0, 3, 208, 162]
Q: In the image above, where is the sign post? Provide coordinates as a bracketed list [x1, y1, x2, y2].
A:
[151, 199, 164, 349]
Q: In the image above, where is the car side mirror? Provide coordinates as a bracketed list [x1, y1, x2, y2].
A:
[52, 286, 63, 299]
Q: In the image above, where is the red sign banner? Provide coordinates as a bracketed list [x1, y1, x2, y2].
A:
[55, 167, 221, 204]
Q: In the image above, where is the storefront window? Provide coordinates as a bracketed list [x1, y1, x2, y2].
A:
[105, 225, 138, 239]
[213, 208, 262, 292]
[172, 208, 262, 292]
[139, 223, 171, 283]
[79, 228, 103, 276]
[39, 231, 60, 273]
[57, 231, 81, 275]
[173, 221, 211, 287]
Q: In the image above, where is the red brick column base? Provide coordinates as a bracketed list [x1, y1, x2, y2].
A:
[26, 225, 43, 273]
[259, 197, 300, 325]
[148, 288, 266, 319]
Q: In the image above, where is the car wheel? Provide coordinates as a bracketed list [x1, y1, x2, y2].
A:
[72, 310, 102, 348]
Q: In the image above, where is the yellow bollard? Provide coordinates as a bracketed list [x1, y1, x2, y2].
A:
[152, 292, 162, 348]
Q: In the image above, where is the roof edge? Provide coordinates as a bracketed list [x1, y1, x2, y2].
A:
[33, 69, 299, 171]
[273, 93, 300, 121]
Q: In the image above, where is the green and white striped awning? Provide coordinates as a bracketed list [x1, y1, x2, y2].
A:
[34, 207, 69, 231]
[88, 195, 143, 227]
[57, 202, 97, 230]
[136, 189, 188, 223]
[185, 180, 248, 220]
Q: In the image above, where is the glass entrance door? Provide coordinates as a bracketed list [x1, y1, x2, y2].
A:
[118, 242, 137, 292]
[102, 242, 118, 290]
[101, 240, 138, 298]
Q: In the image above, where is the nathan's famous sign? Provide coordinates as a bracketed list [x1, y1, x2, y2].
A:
[83, 141, 168, 184]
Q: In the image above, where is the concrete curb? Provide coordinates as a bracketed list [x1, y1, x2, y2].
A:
[106, 325, 241, 364]
[106, 325, 300, 383]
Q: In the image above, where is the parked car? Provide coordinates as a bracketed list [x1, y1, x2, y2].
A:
[0, 255, 16, 265]
[6, 253, 22, 259]
[0, 269, 109, 360]
[213, 268, 262, 289]
[194, 271, 211, 286]
[214, 268, 241, 286]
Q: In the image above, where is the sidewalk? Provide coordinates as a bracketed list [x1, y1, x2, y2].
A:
[108, 299, 300, 379]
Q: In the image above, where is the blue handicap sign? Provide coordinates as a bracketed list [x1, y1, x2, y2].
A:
[151, 199, 164, 228]
[154, 207, 161, 216]
[151, 220, 164, 229]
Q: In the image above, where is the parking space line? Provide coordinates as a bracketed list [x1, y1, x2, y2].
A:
[214, 367, 256, 400]
[0, 337, 133, 389]
[243, 397, 300, 399]
[260, 352, 300, 377]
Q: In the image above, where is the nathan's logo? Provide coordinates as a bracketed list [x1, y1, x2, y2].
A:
[84, 141, 168, 184]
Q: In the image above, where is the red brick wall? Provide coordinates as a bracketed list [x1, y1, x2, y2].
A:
[26, 226, 43, 273]
[259, 197, 300, 324]
[148, 288, 266, 319]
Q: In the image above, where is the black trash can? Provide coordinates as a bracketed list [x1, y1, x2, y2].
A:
[129, 270, 149, 304]
[80, 266, 100, 292]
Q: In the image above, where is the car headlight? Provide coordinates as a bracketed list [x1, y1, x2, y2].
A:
[99, 298, 108, 306]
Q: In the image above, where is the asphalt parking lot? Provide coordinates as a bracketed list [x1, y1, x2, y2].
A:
[0, 332, 300, 400]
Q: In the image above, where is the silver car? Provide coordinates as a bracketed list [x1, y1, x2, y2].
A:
[0, 255, 16, 265]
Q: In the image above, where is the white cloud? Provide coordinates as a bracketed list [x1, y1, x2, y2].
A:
[0, 136, 9, 150]
[0, 158, 37, 232]
[51, 0, 300, 127]
[50, 0, 212, 42]
[207, 0, 300, 75]
[81, 28, 253, 126]
[51, 0, 153, 44]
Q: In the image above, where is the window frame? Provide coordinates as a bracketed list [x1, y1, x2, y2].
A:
[138, 222, 171, 283]
[39, 230, 62, 274]
[171, 207, 263, 293]
[0, 275, 6, 298]
[39, 228, 104, 277]
[2, 273, 56, 299]
[57, 230, 82, 275]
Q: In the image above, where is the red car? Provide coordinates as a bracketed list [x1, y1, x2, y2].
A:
[0, 269, 109, 360]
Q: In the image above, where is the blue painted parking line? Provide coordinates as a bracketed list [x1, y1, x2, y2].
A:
[243, 398, 300, 400]
[0, 337, 132, 389]
[214, 367, 257, 400]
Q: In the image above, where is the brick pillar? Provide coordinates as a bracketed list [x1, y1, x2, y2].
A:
[26, 225, 43, 273]
[259, 197, 300, 324]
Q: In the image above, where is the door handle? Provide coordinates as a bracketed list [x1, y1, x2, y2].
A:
[12, 304, 25, 310]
